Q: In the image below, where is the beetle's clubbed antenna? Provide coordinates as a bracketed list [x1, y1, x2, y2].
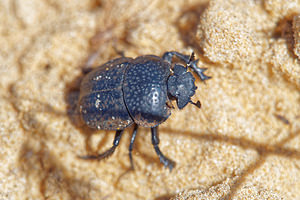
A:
[189, 100, 201, 108]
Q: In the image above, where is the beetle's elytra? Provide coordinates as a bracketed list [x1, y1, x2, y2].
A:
[78, 51, 211, 171]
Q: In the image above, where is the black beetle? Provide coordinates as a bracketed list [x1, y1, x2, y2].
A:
[78, 51, 211, 171]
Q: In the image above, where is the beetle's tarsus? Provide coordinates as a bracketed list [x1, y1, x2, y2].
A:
[154, 144, 176, 171]
[160, 155, 176, 171]
[151, 127, 176, 172]
[188, 59, 212, 81]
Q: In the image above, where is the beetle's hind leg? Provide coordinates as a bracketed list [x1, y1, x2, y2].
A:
[151, 127, 175, 171]
[162, 51, 211, 81]
[79, 129, 124, 160]
[129, 124, 138, 170]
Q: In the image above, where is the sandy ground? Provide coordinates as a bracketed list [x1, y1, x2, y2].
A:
[0, 0, 300, 199]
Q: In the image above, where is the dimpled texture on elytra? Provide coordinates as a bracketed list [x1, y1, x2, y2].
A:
[79, 57, 134, 130]
[123, 55, 171, 127]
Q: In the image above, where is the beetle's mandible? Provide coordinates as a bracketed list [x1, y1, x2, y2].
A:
[78, 51, 211, 171]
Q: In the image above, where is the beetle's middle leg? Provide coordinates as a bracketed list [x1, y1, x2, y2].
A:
[162, 51, 211, 81]
[151, 127, 175, 171]
[129, 124, 139, 170]
[79, 129, 124, 160]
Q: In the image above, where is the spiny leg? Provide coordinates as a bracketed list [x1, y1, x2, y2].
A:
[162, 51, 211, 81]
[162, 51, 191, 64]
[151, 127, 175, 171]
[79, 129, 124, 160]
[129, 124, 138, 170]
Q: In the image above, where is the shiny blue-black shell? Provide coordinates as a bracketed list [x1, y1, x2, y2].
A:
[78, 55, 171, 130]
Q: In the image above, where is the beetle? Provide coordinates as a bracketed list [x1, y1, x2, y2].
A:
[78, 51, 211, 171]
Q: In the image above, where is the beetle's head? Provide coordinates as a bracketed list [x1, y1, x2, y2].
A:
[167, 64, 200, 109]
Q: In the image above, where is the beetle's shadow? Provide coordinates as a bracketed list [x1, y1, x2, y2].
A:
[63, 60, 300, 199]
[175, 2, 211, 61]
[158, 126, 300, 199]
[8, 78, 300, 199]
[7, 83, 102, 200]
[270, 13, 299, 60]
[18, 141, 97, 200]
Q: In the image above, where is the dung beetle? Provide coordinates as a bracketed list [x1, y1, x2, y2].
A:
[78, 51, 211, 171]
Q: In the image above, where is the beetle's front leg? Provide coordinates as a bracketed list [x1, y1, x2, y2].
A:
[162, 51, 211, 81]
[162, 51, 191, 64]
